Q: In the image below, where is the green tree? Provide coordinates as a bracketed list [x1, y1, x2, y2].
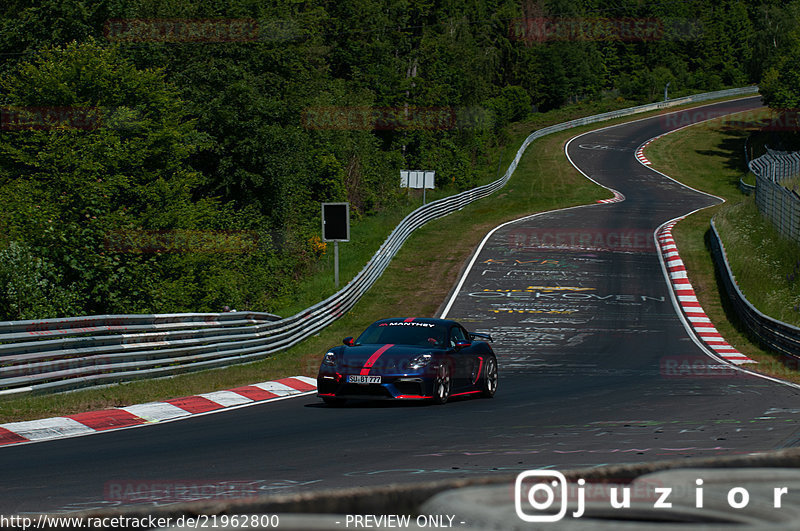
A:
[0, 40, 223, 316]
[758, 2, 800, 109]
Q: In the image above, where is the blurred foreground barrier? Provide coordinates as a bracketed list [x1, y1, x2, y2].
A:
[0, 86, 759, 396]
[64, 447, 800, 530]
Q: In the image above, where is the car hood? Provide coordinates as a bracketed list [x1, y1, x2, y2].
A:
[337, 344, 439, 372]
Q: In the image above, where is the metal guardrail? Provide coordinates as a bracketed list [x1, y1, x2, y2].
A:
[0, 86, 760, 396]
[750, 148, 800, 242]
[739, 179, 756, 196]
[709, 219, 800, 366]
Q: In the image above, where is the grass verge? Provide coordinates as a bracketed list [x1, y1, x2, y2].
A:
[0, 94, 760, 422]
[646, 108, 800, 384]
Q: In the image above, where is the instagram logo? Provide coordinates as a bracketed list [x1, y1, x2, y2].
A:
[515, 470, 568, 522]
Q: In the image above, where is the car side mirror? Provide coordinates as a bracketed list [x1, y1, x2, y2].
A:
[343, 337, 355, 346]
[454, 340, 471, 350]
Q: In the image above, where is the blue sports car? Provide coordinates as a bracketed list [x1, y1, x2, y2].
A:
[317, 317, 498, 405]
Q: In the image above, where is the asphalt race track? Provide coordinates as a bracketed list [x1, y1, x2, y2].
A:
[1, 96, 798, 515]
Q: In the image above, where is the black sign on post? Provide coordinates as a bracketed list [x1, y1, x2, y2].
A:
[322, 202, 350, 242]
[322, 202, 349, 289]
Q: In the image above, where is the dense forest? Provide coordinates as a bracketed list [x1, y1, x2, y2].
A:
[0, 0, 797, 320]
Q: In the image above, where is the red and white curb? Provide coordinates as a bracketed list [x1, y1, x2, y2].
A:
[0, 376, 317, 447]
[597, 189, 625, 204]
[636, 135, 664, 165]
[657, 222, 755, 365]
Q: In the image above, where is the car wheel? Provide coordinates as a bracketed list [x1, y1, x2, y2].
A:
[322, 396, 346, 407]
[432, 363, 451, 405]
[480, 356, 498, 398]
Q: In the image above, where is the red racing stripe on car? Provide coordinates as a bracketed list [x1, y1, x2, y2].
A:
[360, 344, 394, 375]
[395, 395, 432, 399]
[452, 390, 482, 398]
[472, 357, 484, 385]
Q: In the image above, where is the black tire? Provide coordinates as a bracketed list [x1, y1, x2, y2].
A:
[432, 363, 451, 405]
[480, 356, 498, 398]
[322, 396, 346, 407]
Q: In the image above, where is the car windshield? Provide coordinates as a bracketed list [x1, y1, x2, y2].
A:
[356, 321, 448, 347]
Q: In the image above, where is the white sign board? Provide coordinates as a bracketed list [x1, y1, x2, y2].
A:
[423, 171, 435, 189]
[400, 170, 435, 189]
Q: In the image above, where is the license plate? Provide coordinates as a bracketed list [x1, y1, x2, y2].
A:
[347, 375, 381, 384]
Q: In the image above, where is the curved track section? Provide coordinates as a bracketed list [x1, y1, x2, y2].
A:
[1, 97, 798, 515]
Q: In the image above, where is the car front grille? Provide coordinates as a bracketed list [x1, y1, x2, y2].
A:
[393, 380, 423, 396]
[339, 384, 393, 398]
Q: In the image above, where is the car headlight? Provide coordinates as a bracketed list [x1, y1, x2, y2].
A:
[322, 351, 337, 366]
[407, 353, 432, 369]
